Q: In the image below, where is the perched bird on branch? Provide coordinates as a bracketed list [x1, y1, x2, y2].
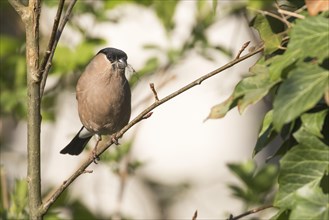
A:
[60, 47, 131, 157]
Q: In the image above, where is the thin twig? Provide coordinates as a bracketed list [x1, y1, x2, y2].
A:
[82, 170, 93, 174]
[277, 8, 305, 19]
[41, 44, 264, 215]
[192, 210, 198, 220]
[133, 75, 176, 110]
[235, 41, 250, 59]
[274, 2, 291, 28]
[149, 83, 160, 101]
[40, 0, 78, 97]
[228, 205, 273, 220]
[249, 8, 291, 28]
[39, 0, 65, 95]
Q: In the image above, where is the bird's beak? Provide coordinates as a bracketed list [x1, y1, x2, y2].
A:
[117, 58, 127, 69]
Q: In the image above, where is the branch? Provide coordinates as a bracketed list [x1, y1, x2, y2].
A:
[40, 0, 78, 97]
[41, 43, 264, 214]
[23, 0, 43, 219]
[227, 205, 273, 220]
[277, 8, 305, 19]
[149, 83, 160, 101]
[192, 210, 198, 220]
[235, 41, 250, 59]
[249, 7, 291, 28]
[8, 0, 28, 20]
[39, 0, 65, 96]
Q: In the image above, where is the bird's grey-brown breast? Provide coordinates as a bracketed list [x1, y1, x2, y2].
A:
[76, 53, 131, 135]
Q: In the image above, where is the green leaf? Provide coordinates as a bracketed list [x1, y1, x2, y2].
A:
[8, 179, 28, 219]
[204, 95, 236, 120]
[227, 160, 278, 206]
[153, 0, 178, 31]
[227, 160, 256, 187]
[247, 0, 274, 10]
[212, 0, 218, 14]
[301, 109, 328, 139]
[103, 0, 130, 9]
[52, 40, 102, 75]
[274, 129, 329, 208]
[0, 35, 21, 58]
[293, 126, 328, 148]
[267, 49, 300, 81]
[252, 14, 282, 54]
[0, 88, 27, 119]
[270, 209, 291, 220]
[227, 184, 248, 200]
[253, 110, 278, 156]
[273, 63, 329, 131]
[101, 141, 132, 163]
[233, 58, 280, 113]
[253, 164, 278, 192]
[44, 212, 62, 220]
[270, 136, 295, 158]
[290, 182, 329, 220]
[287, 15, 329, 63]
[236, 71, 279, 113]
[206, 57, 280, 120]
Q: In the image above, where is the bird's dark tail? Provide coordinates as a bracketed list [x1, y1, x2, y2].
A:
[60, 127, 93, 155]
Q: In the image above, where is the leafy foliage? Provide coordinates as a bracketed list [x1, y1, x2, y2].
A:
[0, 35, 27, 119]
[0, 177, 29, 220]
[207, 1, 329, 219]
[227, 160, 278, 207]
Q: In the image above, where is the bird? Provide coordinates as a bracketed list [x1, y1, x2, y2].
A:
[60, 47, 131, 156]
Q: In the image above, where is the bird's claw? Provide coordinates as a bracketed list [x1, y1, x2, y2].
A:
[92, 153, 100, 164]
[111, 134, 120, 145]
[91, 148, 100, 164]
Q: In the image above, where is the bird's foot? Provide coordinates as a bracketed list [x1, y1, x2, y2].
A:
[111, 134, 120, 145]
[91, 137, 101, 164]
[92, 150, 100, 164]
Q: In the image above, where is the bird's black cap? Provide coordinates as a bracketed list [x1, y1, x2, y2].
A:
[98, 47, 128, 63]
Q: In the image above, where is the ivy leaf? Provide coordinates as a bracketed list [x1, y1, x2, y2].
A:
[251, 14, 282, 54]
[270, 209, 291, 220]
[267, 49, 300, 81]
[204, 95, 236, 120]
[272, 63, 329, 131]
[227, 160, 278, 205]
[235, 57, 280, 113]
[301, 109, 328, 138]
[253, 110, 277, 157]
[274, 128, 329, 208]
[287, 15, 329, 63]
[236, 71, 279, 113]
[227, 160, 256, 187]
[290, 182, 329, 220]
[205, 58, 280, 120]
